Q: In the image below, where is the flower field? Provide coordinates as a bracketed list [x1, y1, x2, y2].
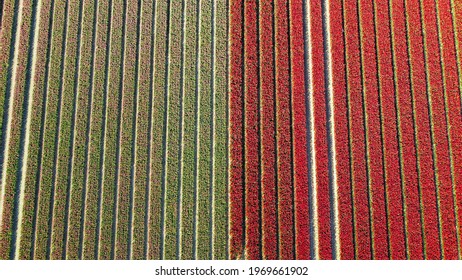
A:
[0, 0, 461, 259]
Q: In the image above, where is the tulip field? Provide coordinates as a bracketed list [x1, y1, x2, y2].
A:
[0, 0, 461, 259]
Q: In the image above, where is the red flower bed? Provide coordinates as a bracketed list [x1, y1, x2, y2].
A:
[244, 0, 261, 260]
[420, 0, 458, 260]
[405, 0, 440, 259]
[228, 0, 462, 260]
[275, 0, 294, 260]
[229, 0, 245, 260]
[358, 0, 388, 259]
[344, 0, 371, 260]
[374, 0, 406, 260]
[290, 0, 310, 260]
[328, 0, 355, 260]
[389, 0, 423, 260]
[436, 0, 462, 257]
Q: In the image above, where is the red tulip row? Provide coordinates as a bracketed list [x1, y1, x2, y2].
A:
[402, 0, 437, 259]
[327, 0, 355, 260]
[419, 0, 458, 259]
[290, 0, 310, 260]
[394, 0, 424, 260]
[274, 0, 295, 260]
[244, 0, 261, 260]
[259, 0, 278, 260]
[451, 0, 462, 258]
[374, 0, 407, 259]
[343, 0, 372, 259]
[435, 0, 462, 259]
[358, 0, 388, 259]
[454, 1, 462, 108]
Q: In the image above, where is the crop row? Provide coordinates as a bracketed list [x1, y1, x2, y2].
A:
[47, 0, 82, 259]
[0, 0, 18, 171]
[130, 0, 153, 260]
[162, 0, 182, 260]
[0, 0, 36, 259]
[178, 0, 198, 260]
[230, 0, 380, 260]
[82, 0, 110, 260]
[114, 0, 138, 260]
[275, 0, 295, 260]
[453, 0, 462, 112]
[148, 0, 228, 260]
[435, 0, 462, 259]
[244, 0, 260, 260]
[395, 0, 424, 260]
[328, 0, 354, 260]
[32, 0, 67, 260]
[404, 0, 439, 259]
[99, 0, 124, 260]
[66, 0, 96, 259]
[450, 0, 462, 258]
[147, 0, 168, 260]
[232, 0, 311, 260]
[212, 0, 229, 260]
[420, 0, 458, 259]
[196, 0, 213, 260]
[17, 0, 53, 259]
[343, 0, 371, 260]
[290, 0, 310, 260]
[232, 0, 319, 260]
[259, 0, 277, 260]
[374, 0, 406, 260]
[229, 0, 244, 260]
[358, 0, 388, 259]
